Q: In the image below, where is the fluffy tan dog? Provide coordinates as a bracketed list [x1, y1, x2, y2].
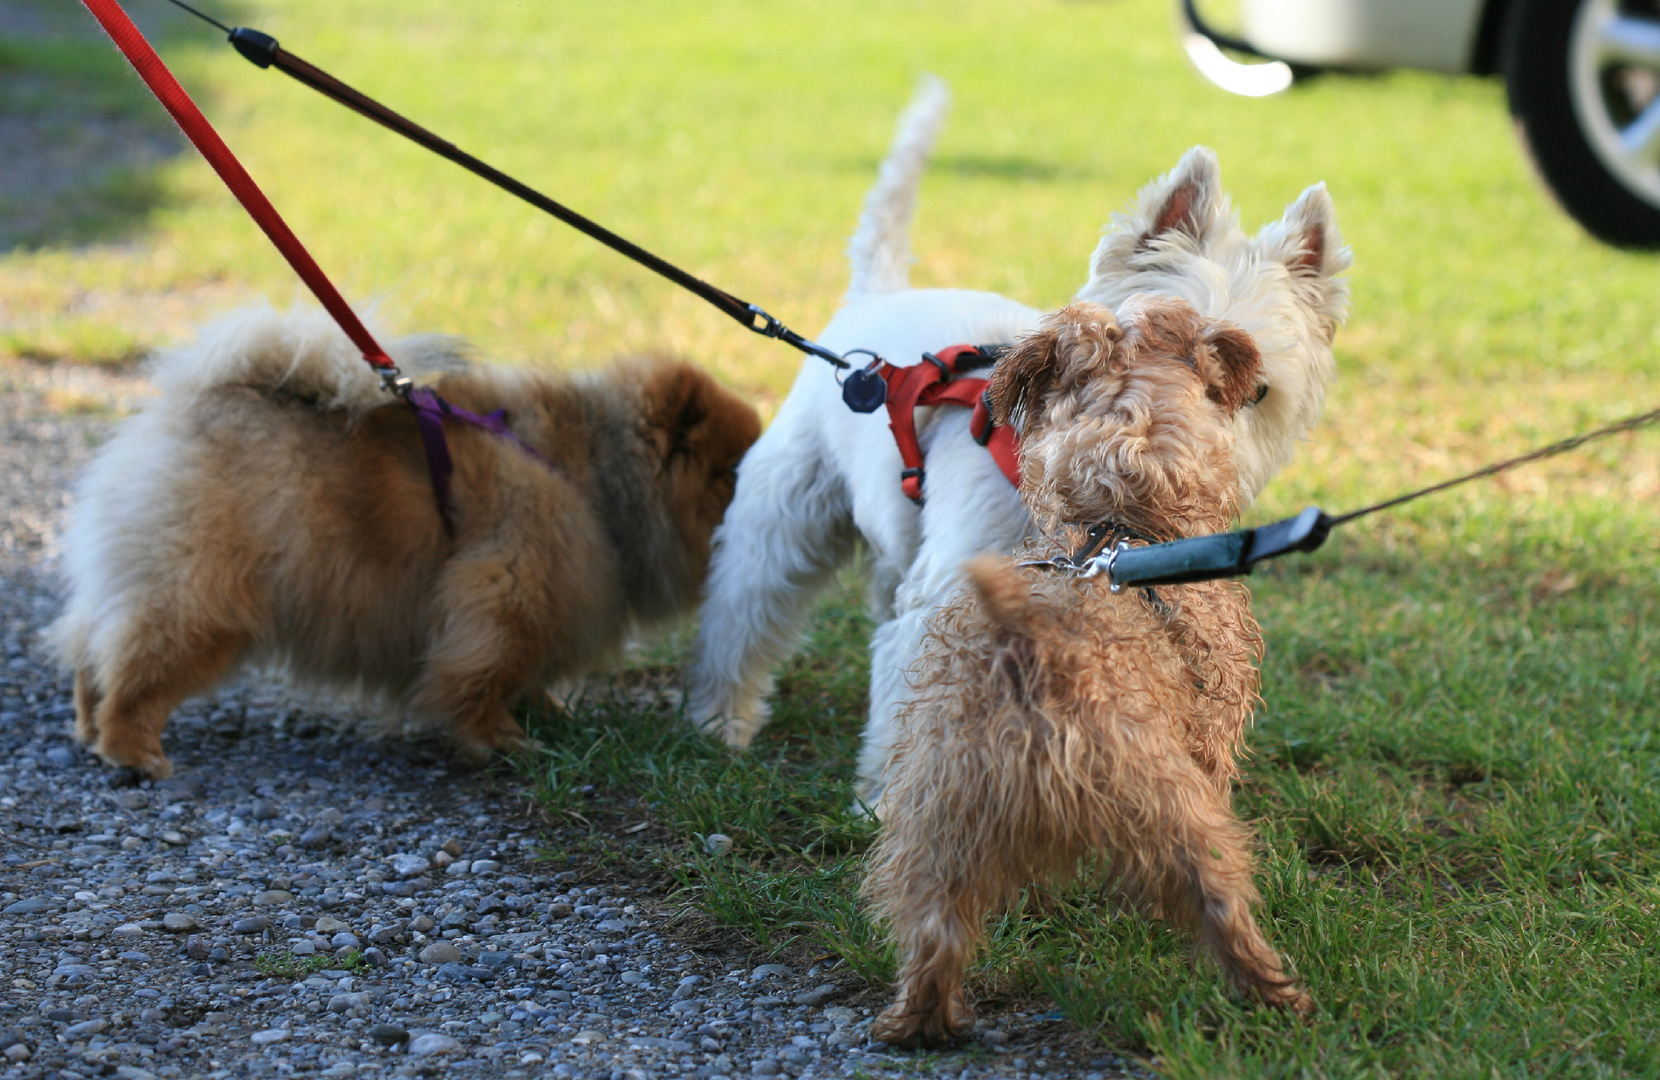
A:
[863, 298, 1310, 1047]
[49, 307, 760, 779]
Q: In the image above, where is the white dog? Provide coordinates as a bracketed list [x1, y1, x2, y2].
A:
[688, 80, 1350, 806]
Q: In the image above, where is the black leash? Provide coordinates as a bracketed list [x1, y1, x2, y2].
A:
[154, 0, 852, 370]
[1027, 403, 1660, 589]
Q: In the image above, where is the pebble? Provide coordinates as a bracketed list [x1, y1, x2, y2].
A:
[0, 361, 1081, 1080]
[408, 1033, 463, 1056]
[419, 940, 463, 964]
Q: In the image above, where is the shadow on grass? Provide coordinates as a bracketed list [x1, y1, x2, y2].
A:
[0, 0, 244, 250]
[840, 151, 1089, 185]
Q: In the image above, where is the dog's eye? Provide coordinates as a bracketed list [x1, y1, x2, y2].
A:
[1251, 384, 1269, 406]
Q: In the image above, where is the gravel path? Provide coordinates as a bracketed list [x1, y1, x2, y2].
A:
[0, 359, 1141, 1080]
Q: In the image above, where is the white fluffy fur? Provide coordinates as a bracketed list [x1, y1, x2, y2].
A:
[691, 83, 1352, 806]
[845, 74, 951, 298]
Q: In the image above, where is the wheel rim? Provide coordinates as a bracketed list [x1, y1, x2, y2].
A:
[1569, 0, 1660, 206]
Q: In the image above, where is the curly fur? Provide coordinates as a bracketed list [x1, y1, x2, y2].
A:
[49, 305, 760, 779]
[863, 300, 1311, 1047]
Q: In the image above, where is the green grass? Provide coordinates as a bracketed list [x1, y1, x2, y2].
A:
[11, 0, 1660, 1075]
[252, 948, 368, 981]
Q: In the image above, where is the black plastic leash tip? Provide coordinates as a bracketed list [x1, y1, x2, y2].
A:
[228, 26, 277, 68]
[1106, 506, 1332, 589]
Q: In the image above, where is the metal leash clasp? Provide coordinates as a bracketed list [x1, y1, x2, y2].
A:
[746, 303, 785, 339]
[379, 366, 412, 396]
[1017, 538, 1131, 591]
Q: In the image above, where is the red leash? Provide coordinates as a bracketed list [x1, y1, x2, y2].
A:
[80, 0, 398, 381]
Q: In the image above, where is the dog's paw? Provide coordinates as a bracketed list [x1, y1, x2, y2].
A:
[458, 712, 529, 759]
[1257, 981, 1315, 1015]
[94, 741, 173, 781]
[870, 996, 974, 1048]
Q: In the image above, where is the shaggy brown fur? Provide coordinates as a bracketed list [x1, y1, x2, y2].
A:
[50, 309, 760, 779]
[863, 299, 1311, 1047]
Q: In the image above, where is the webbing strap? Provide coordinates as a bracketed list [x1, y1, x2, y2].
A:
[882, 345, 1021, 503]
[406, 387, 554, 537]
[80, 0, 396, 375]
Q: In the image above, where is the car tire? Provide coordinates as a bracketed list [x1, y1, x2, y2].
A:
[1503, 0, 1660, 247]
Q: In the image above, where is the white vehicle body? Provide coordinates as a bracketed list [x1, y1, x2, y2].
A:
[1238, 0, 1487, 73]
[1180, 0, 1660, 247]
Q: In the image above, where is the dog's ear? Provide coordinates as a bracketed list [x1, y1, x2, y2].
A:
[1132, 146, 1225, 252]
[1199, 322, 1264, 413]
[1080, 147, 1232, 300]
[989, 303, 1122, 432]
[642, 361, 761, 471]
[1255, 181, 1351, 336]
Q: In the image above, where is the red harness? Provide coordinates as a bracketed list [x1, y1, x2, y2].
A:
[865, 345, 1021, 503]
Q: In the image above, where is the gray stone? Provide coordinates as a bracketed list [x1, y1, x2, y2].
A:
[672, 975, 702, 1000]
[299, 825, 332, 847]
[64, 1018, 107, 1038]
[54, 964, 99, 979]
[44, 746, 75, 768]
[232, 916, 271, 934]
[751, 964, 791, 981]
[629, 1036, 691, 1052]
[597, 918, 630, 934]
[791, 984, 838, 1007]
[162, 912, 199, 932]
[408, 1033, 463, 1057]
[252, 889, 294, 905]
[250, 799, 280, 820]
[330, 931, 360, 950]
[390, 853, 431, 879]
[419, 941, 463, 965]
[369, 1023, 409, 1046]
[327, 992, 373, 1013]
[250, 1028, 289, 1045]
[115, 791, 149, 810]
[2, 897, 53, 915]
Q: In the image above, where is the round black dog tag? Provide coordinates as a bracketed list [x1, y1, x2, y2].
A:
[841, 367, 887, 413]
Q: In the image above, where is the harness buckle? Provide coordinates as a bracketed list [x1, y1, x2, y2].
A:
[900, 467, 924, 504]
[970, 390, 996, 446]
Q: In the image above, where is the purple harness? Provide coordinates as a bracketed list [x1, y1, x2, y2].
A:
[406, 386, 552, 536]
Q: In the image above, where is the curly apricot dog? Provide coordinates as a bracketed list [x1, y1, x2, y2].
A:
[863, 298, 1311, 1046]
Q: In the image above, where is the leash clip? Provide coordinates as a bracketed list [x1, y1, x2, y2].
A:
[379, 367, 412, 396]
[1017, 538, 1129, 589]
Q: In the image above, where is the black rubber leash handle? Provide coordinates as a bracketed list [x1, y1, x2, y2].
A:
[1107, 506, 1333, 588]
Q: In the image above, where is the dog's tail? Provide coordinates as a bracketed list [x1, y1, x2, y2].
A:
[845, 75, 951, 298]
[965, 554, 1044, 640]
[147, 304, 468, 413]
